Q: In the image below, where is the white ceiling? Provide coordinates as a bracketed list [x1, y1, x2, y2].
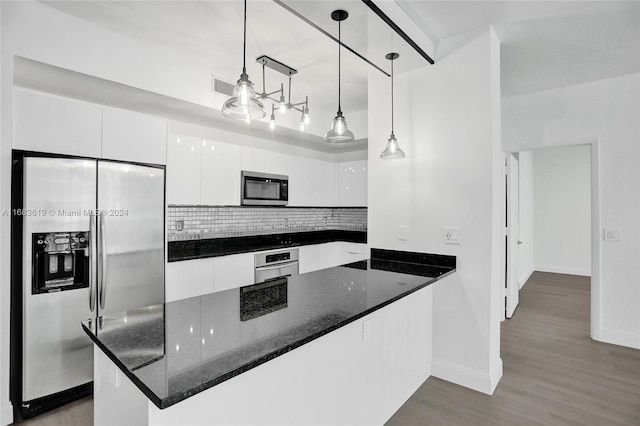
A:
[34, 1, 640, 148]
[397, 1, 640, 97]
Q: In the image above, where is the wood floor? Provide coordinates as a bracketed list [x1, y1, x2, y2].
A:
[17, 272, 640, 425]
[18, 396, 92, 426]
[386, 272, 640, 426]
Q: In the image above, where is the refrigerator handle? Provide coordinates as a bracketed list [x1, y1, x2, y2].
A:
[99, 212, 108, 310]
[89, 212, 97, 312]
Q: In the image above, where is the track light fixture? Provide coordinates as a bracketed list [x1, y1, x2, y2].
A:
[257, 55, 310, 132]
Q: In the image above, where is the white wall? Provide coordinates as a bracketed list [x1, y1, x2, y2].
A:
[533, 145, 591, 276]
[517, 151, 535, 288]
[503, 73, 640, 349]
[368, 29, 504, 394]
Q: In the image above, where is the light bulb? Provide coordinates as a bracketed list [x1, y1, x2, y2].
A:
[239, 84, 249, 106]
[279, 102, 287, 114]
[270, 116, 276, 130]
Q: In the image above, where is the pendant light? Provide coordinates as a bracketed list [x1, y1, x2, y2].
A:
[324, 10, 354, 143]
[221, 0, 265, 123]
[380, 52, 406, 159]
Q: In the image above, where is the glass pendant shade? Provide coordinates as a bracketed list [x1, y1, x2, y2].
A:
[380, 132, 405, 159]
[324, 110, 354, 143]
[222, 73, 265, 122]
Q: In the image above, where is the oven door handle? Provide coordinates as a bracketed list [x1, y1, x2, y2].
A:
[254, 261, 298, 272]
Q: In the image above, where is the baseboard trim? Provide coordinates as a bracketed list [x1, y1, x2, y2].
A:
[534, 265, 591, 277]
[518, 267, 535, 289]
[431, 358, 503, 395]
[595, 328, 640, 350]
[1, 401, 14, 426]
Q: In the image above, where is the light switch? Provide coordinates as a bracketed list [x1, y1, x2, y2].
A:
[397, 225, 408, 241]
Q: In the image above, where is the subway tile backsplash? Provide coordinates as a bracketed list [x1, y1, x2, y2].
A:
[167, 206, 367, 241]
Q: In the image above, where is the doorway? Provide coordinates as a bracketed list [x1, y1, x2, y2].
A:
[505, 143, 595, 325]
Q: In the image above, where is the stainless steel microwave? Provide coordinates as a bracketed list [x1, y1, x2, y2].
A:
[241, 171, 289, 206]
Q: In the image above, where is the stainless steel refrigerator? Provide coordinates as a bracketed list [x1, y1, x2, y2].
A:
[11, 152, 165, 418]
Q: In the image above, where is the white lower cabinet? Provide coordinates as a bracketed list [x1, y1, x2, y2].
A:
[167, 242, 368, 301]
[298, 245, 319, 275]
[165, 258, 214, 302]
[299, 242, 368, 274]
[212, 252, 254, 292]
[339, 242, 369, 265]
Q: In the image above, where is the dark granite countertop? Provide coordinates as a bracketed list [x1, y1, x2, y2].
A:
[168, 230, 366, 262]
[83, 249, 455, 409]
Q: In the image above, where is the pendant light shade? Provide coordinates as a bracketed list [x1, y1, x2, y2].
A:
[380, 132, 405, 159]
[325, 109, 354, 143]
[380, 52, 405, 159]
[325, 10, 354, 143]
[221, 0, 265, 123]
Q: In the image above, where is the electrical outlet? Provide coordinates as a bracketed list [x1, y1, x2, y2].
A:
[443, 227, 461, 244]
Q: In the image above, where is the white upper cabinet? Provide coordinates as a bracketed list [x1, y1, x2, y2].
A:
[13, 89, 168, 165]
[166, 134, 202, 204]
[337, 160, 368, 207]
[201, 140, 242, 206]
[102, 107, 167, 165]
[13, 88, 102, 158]
[289, 158, 336, 206]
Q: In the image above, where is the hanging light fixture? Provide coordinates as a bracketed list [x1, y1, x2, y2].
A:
[256, 55, 310, 131]
[221, 0, 265, 123]
[324, 10, 354, 143]
[380, 52, 406, 159]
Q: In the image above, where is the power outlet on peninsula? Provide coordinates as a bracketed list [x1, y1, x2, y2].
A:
[443, 227, 461, 244]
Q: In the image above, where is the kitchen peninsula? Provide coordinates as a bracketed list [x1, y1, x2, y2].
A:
[84, 249, 455, 425]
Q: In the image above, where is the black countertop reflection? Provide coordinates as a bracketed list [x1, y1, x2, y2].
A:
[83, 252, 455, 409]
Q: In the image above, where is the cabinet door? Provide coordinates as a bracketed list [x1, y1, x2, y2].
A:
[289, 158, 336, 206]
[212, 253, 255, 292]
[337, 160, 368, 207]
[102, 107, 167, 165]
[298, 244, 320, 274]
[317, 242, 341, 270]
[165, 258, 214, 302]
[201, 139, 242, 205]
[13, 88, 102, 157]
[166, 134, 202, 204]
[339, 242, 369, 265]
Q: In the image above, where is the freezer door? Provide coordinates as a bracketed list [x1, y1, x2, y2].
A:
[97, 161, 164, 317]
[22, 157, 96, 402]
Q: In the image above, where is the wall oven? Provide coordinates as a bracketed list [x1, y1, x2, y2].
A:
[254, 248, 299, 283]
[241, 171, 288, 206]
